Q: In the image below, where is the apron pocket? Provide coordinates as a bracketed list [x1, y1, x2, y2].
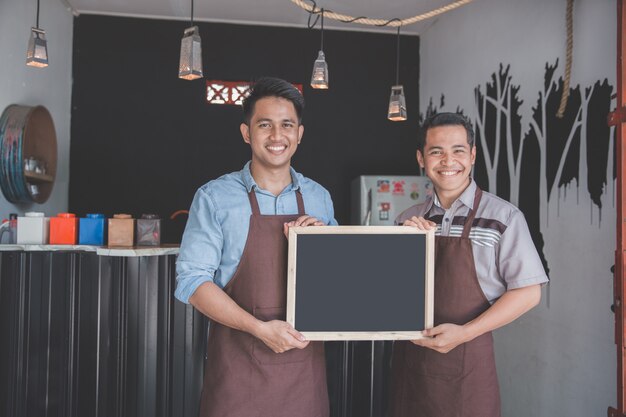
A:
[251, 307, 312, 365]
[253, 306, 287, 321]
[405, 342, 465, 378]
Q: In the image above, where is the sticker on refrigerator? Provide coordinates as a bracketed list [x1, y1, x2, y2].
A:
[377, 180, 390, 193]
[379, 202, 390, 221]
[424, 181, 433, 197]
[392, 181, 405, 196]
[410, 182, 420, 200]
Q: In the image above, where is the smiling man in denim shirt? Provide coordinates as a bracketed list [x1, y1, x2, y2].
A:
[175, 77, 336, 417]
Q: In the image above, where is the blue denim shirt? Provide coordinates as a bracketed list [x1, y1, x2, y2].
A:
[175, 161, 337, 304]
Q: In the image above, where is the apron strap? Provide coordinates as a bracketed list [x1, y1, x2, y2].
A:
[295, 189, 305, 215]
[247, 189, 306, 216]
[462, 186, 483, 239]
[248, 190, 261, 215]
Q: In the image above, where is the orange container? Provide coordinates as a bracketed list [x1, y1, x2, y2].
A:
[49, 213, 78, 245]
[108, 214, 135, 247]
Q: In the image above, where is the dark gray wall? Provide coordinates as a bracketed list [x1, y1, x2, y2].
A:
[69, 15, 421, 233]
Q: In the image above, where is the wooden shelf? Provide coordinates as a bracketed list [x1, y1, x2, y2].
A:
[24, 171, 54, 183]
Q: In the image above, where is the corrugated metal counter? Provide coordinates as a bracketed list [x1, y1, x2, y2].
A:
[0, 246, 207, 417]
[0, 246, 391, 417]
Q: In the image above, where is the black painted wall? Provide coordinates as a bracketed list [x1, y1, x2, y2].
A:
[69, 15, 421, 231]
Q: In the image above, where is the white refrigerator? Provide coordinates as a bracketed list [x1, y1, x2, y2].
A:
[351, 175, 433, 225]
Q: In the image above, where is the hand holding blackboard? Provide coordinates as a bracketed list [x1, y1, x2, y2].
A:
[287, 226, 435, 341]
[400, 215, 438, 230]
[410, 323, 465, 353]
[282, 214, 325, 238]
[253, 319, 310, 353]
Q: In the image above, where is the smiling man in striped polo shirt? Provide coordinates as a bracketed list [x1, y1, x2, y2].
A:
[390, 112, 548, 417]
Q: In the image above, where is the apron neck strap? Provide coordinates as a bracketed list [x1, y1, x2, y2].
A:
[247, 189, 305, 216]
[295, 190, 305, 215]
[248, 190, 262, 215]
[462, 186, 482, 239]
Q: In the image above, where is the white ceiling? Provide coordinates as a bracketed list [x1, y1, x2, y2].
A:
[64, 0, 475, 35]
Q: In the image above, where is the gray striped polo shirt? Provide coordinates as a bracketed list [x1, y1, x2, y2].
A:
[396, 180, 548, 304]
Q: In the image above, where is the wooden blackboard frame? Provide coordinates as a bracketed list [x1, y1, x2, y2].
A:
[287, 226, 434, 341]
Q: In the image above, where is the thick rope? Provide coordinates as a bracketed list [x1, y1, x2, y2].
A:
[290, 0, 473, 27]
[556, 0, 574, 118]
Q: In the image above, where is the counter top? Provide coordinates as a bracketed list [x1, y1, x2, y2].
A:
[0, 244, 179, 257]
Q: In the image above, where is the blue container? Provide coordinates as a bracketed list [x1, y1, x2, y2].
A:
[79, 213, 106, 245]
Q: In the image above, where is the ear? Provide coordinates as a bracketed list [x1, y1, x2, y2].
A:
[297, 124, 304, 144]
[470, 145, 476, 165]
[416, 149, 425, 169]
[240, 123, 251, 144]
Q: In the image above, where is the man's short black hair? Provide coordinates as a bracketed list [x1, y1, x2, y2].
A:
[418, 112, 475, 152]
[242, 77, 304, 125]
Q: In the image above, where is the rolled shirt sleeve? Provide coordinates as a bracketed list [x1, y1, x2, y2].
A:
[175, 187, 223, 304]
[496, 210, 548, 290]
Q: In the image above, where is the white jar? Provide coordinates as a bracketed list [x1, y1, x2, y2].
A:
[17, 212, 50, 244]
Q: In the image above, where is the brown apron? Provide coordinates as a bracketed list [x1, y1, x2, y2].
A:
[390, 187, 501, 417]
[199, 190, 329, 417]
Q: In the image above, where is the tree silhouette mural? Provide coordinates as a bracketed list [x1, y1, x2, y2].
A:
[474, 64, 524, 205]
[524, 61, 614, 225]
[422, 60, 615, 276]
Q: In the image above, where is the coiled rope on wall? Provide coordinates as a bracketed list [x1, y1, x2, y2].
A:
[0, 105, 57, 204]
[556, 0, 574, 118]
[0, 106, 31, 203]
[290, 0, 473, 27]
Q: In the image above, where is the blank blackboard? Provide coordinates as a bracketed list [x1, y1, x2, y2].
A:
[287, 226, 434, 340]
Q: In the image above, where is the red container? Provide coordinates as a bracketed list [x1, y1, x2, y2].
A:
[49, 213, 78, 244]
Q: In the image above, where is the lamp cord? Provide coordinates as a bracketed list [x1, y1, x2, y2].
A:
[320, 8, 324, 51]
[307, 4, 403, 84]
[395, 25, 401, 85]
[190, 0, 194, 26]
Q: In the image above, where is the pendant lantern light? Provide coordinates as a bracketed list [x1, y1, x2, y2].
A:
[26, 0, 48, 68]
[310, 9, 329, 89]
[387, 26, 407, 121]
[178, 0, 203, 80]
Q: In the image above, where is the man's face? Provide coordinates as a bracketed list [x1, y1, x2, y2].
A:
[417, 125, 476, 201]
[240, 96, 303, 173]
